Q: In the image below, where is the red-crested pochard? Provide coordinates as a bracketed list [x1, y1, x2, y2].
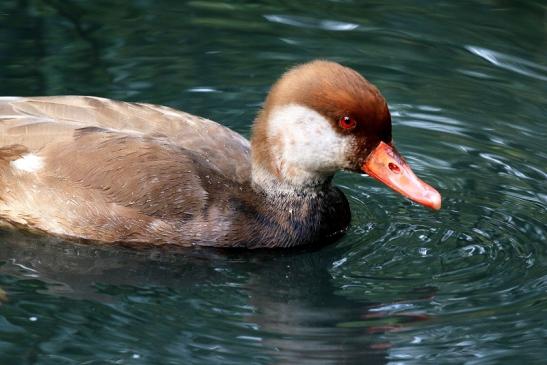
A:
[0, 61, 440, 248]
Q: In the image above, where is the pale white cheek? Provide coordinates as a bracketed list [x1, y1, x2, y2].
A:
[10, 154, 44, 173]
[268, 104, 351, 174]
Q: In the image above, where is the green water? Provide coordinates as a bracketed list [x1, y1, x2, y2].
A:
[1, 0, 546, 364]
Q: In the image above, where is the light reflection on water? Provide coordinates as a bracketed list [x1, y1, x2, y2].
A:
[0, 0, 546, 364]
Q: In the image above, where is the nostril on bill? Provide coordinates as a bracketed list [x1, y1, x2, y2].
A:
[388, 162, 400, 173]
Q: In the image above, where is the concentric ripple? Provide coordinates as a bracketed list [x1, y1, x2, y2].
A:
[330, 98, 546, 362]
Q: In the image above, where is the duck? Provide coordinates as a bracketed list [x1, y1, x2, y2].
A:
[0, 60, 441, 249]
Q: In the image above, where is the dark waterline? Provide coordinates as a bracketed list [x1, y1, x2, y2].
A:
[0, 1, 546, 364]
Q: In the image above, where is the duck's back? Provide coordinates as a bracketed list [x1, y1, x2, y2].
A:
[0, 96, 251, 245]
[0, 96, 250, 181]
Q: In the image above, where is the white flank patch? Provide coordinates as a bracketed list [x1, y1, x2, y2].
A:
[0, 115, 32, 120]
[264, 103, 352, 186]
[11, 154, 44, 173]
[0, 96, 22, 101]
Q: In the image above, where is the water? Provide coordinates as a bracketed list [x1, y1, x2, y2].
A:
[0, 0, 546, 364]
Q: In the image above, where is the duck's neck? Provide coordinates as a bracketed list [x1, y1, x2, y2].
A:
[245, 163, 349, 249]
[251, 164, 334, 198]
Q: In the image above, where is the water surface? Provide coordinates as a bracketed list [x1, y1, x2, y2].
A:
[0, 1, 546, 364]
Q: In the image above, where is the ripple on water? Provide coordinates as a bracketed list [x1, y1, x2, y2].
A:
[187, 87, 221, 93]
[263, 14, 359, 31]
[466, 45, 547, 82]
[331, 98, 546, 355]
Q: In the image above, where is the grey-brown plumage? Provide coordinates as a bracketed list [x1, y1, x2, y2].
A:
[0, 93, 350, 248]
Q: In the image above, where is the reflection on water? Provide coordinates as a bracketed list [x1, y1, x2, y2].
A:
[0, 232, 392, 364]
[0, 0, 546, 364]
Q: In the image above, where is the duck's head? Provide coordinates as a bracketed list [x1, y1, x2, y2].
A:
[251, 60, 441, 210]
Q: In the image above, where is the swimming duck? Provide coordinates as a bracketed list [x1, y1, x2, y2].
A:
[0, 60, 440, 248]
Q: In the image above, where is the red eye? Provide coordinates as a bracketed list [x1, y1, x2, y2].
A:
[339, 116, 357, 130]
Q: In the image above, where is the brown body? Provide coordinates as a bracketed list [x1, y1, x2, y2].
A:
[0, 95, 349, 248]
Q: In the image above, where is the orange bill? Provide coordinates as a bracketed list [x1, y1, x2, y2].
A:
[362, 141, 441, 210]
